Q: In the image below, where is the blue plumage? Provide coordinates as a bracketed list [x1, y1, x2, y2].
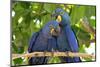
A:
[28, 20, 60, 64]
[28, 8, 81, 64]
[54, 8, 81, 62]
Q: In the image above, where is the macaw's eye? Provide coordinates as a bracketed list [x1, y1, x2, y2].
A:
[60, 11, 64, 15]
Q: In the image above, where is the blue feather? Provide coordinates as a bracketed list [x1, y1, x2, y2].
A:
[55, 8, 81, 62]
[28, 20, 60, 64]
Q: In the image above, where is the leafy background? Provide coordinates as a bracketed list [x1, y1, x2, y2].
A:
[12, 1, 96, 66]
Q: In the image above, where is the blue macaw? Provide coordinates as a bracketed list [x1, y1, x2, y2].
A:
[28, 20, 60, 65]
[52, 8, 81, 62]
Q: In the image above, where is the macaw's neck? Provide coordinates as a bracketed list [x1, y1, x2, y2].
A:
[61, 24, 73, 38]
[61, 23, 71, 31]
[60, 24, 72, 38]
[61, 13, 71, 26]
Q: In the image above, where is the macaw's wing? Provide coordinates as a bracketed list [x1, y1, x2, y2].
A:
[28, 32, 39, 53]
[64, 26, 79, 52]
[57, 26, 81, 62]
[57, 25, 81, 62]
[28, 31, 49, 65]
[64, 25, 81, 62]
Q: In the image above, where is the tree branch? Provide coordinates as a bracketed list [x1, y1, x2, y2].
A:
[12, 52, 95, 60]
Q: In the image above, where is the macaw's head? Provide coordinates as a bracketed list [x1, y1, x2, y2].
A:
[49, 21, 61, 37]
[49, 25, 60, 37]
[52, 8, 71, 27]
[42, 20, 60, 37]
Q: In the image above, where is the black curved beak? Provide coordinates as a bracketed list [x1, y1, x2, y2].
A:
[50, 26, 60, 36]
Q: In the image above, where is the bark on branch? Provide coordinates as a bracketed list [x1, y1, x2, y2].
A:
[12, 52, 95, 60]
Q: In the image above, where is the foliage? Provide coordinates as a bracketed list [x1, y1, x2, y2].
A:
[12, 1, 96, 66]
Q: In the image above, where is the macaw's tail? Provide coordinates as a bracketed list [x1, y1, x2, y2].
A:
[28, 57, 48, 65]
[60, 57, 81, 63]
[72, 57, 81, 62]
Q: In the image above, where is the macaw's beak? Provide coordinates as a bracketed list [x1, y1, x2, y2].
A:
[50, 26, 61, 36]
[50, 28, 55, 34]
[51, 14, 62, 23]
[56, 15, 62, 23]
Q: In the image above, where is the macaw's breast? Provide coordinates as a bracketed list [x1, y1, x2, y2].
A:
[57, 27, 72, 52]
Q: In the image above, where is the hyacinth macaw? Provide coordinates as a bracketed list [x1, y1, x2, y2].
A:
[28, 20, 60, 65]
[52, 8, 81, 62]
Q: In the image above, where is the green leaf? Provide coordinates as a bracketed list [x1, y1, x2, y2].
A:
[72, 25, 91, 41]
[72, 25, 91, 47]
[13, 58, 23, 65]
[43, 4, 56, 13]
[12, 42, 18, 53]
[89, 19, 96, 29]
[41, 14, 51, 27]
[79, 44, 86, 53]
[70, 6, 85, 25]
[83, 57, 92, 61]
[48, 57, 61, 63]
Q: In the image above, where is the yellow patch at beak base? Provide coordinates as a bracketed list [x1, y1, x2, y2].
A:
[50, 28, 55, 34]
[56, 15, 62, 23]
